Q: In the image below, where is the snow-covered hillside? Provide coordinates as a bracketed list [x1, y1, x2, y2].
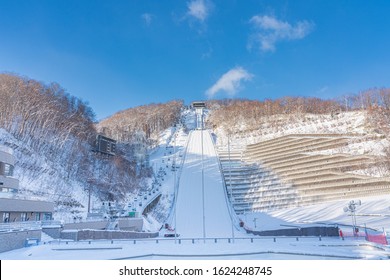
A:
[214, 111, 390, 177]
[209, 110, 390, 236]
[1, 107, 390, 260]
[0, 128, 89, 220]
[214, 111, 368, 145]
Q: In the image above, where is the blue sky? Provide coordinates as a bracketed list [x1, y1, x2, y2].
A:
[1, 0, 390, 120]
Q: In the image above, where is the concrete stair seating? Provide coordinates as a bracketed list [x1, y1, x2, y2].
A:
[278, 158, 373, 178]
[233, 182, 390, 213]
[218, 133, 390, 212]
[233, 194, 302, 212]
[219, 155, 243, 162]
[246, 137, 327, 158]
[232, 187, 297, 200]
[221, 161, 293, 213]
[248, 137, 327, 155]
[296, 178, 390, 193]
[286, 133, 365, 137]
[268, 154, 346, 170]
[246, 135, 297, 151]
[231, 179, 294, 193]
[245, 133, 364, 153]
[218, 150, 243, 156]
[246, 137, 347, 159]
[220, 163, 258, 172]
[244, 134, 337, 151]
[245, 138, 349, 163]
[245, 137, 307, 154]
[234, 196, 301, 213]
[254, 153, 309, 166]
[224, 170, 279, 188]
[291, 174, 380, 187]
[223, 172, 264, 183]
[285, 171, 369, 184]
[230, 180, 296, 202]
[233, 184, 282, 195]
[245, 142, 348, 166]
[297, 186, 390, 205]
[270, 155, 373, 174]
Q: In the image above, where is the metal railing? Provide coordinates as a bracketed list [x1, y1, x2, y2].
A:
[0, 221, 42, 232]
[0, 220, 62, 232]
[47, 235, 339, 246]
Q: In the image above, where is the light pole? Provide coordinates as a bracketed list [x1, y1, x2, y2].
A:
[173, 132, 178, 244]
[227, 133, 235, 242]
[201, 112, 206, 242]
[86, 179, 94, 214]
[344, 200, 361, 236]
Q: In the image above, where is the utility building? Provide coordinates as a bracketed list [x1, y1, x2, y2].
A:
[93, 134, 116, 156]
[0, 146, 54, 223]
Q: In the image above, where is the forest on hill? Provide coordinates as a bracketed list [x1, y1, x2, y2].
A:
[2, 71, 390, 218]
[97, 100, 183, 146]
[0, 74, 181, 215]
[207, 89, 390, 136]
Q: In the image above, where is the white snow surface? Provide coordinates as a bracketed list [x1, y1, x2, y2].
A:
[172, 129, 241, 238]
[1, 110, 390, 260]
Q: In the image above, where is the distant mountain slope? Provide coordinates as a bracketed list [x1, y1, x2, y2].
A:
[97, 100, 183, 147]
[0, 74, 152, 221]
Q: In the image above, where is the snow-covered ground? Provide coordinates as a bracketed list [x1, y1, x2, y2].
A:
[2, 236, 389, 260]
[170, 129, 242, 238]
[1, 109, 390, 260]
[240, 196, 390, 235]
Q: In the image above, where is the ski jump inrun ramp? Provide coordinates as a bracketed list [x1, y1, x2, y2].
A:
[172, 129, 240, 238]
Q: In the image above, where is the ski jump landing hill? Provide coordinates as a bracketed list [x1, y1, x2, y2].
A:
[171, 128, 241, 238]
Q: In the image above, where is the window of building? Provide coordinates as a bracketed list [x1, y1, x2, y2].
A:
[21, 212, 28, 221]
[2, 212, 10, 223]
[4, 164, 14, 176]
[43, 213, 52, 221]
[35, 213, 41, 221]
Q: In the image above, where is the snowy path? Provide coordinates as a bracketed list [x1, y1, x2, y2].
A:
[173, 129, 237, 238]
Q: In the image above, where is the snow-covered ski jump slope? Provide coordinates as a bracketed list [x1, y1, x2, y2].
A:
[173, 129, 239, 238]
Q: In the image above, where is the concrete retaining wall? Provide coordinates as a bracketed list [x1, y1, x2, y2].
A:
[61, 229, 158, 241]
[0, 229, 41, 253]
[117, 218, 143, 231]
[246, 226, 340, 237]
[42, 227, 62, 239]
[60, 230, 78, 241]
[63, 220, 109, 230]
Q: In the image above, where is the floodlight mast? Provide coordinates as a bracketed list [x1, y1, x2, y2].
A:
[344, 200, 361, 236]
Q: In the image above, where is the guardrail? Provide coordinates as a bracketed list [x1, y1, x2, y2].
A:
[0, 221, 42, 232]
[164, 129, 191, 226]
[47, 235, 339, 246]
[0, 220, 63, 232]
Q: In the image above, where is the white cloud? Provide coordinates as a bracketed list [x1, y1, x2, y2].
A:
[249, 15, 314, 52]
[206, 67, 253, 99]
[141, 13, 153, 26]
[316, 86, 329, 95]
[187, 0, 211, 22]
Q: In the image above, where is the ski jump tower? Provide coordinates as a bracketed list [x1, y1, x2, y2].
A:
[192, 101, 206, 130]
